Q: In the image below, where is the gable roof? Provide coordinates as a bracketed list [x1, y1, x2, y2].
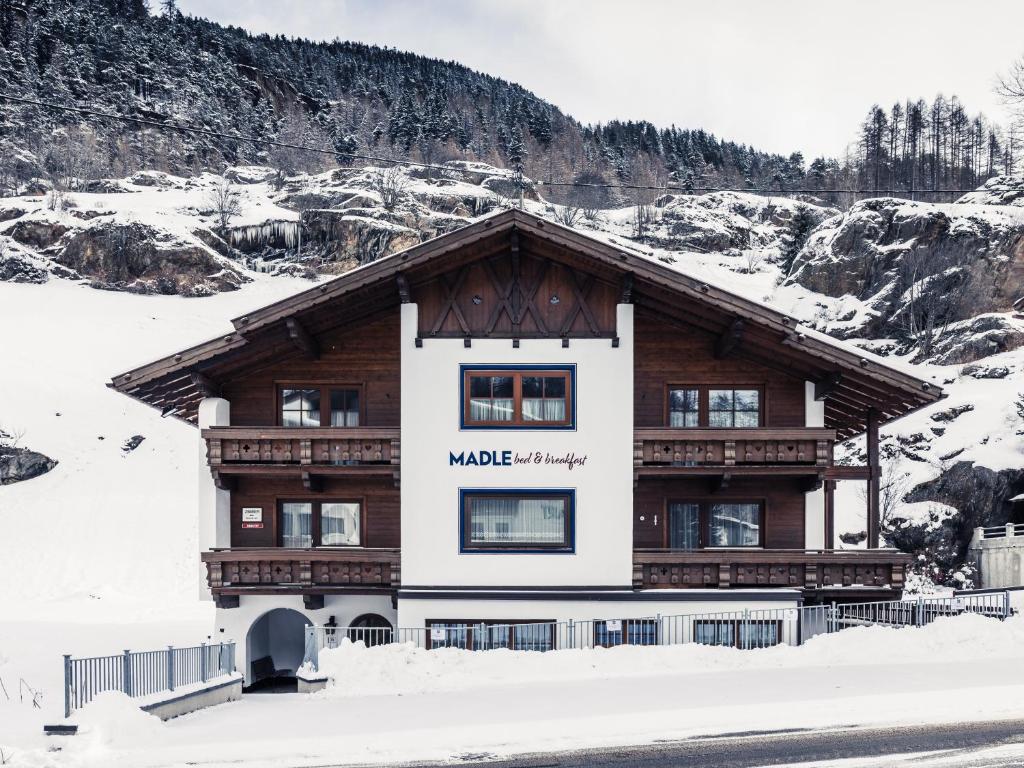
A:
[109, 208, 943, 437]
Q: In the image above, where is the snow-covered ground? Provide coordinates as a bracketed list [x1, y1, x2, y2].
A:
[0, 275, 312, 755]
[1, 614, 1021, 767]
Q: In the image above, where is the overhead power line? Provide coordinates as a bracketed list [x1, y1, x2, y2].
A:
[0, 93, 984, 196]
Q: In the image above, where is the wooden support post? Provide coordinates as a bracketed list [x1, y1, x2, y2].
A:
[824, 479, 836, 550]
[866, 407, 880, 549]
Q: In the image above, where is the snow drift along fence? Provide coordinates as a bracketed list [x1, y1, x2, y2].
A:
[302, 591, 1012, 671]
[63, 642, 236, 718]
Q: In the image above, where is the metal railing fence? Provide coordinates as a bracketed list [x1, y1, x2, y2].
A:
[64, 642, 235, 717]
[981, 524, 1024, 539]
[302, 591, 1012, 671]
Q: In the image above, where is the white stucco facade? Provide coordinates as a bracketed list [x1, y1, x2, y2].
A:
[197, 397, 231, 600]
[803, 381, 826, 550]
[199, 304, 833, 655]
[399, 302, 635, 590]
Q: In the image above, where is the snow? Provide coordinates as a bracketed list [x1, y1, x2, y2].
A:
[0, 274, 316, 752]
[310, 612, 1024, 698]
[2, 614, 1022, 767]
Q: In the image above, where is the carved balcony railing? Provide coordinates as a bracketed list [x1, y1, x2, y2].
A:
[633, 428, 834, 471]
[203, 427, 400, 468]
[202, 548, 401, 600]
[632, 549, 910, 591]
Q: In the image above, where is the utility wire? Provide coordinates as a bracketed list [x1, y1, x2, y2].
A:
[0, 93, 984, 196]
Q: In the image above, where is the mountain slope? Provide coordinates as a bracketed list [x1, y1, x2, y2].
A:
[0, 0, 806, 200]
[1, 163, 1022, 598]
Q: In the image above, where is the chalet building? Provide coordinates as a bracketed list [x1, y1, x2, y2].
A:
[110, 209, 941, 682]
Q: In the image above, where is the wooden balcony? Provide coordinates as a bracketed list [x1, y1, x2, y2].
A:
[633, 549, 910, 591]
[202, 426, 401, 486]
[202, 547, 401, 607]
[633, 428, 835, 480]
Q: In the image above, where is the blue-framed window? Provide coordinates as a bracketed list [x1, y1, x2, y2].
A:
[594, 619, 659, 647]
[460, 365, 576, 430]
[459, 488, 575, 553]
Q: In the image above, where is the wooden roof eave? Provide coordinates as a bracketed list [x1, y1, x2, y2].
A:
[108, 209, 943, 427]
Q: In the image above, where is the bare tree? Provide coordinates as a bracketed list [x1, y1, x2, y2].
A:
[370, 165, 409, 211]
[206, 180, 242, 229]
[739, 247, 767, 274]
[45, 186, 68, 213]
[996, 57, 1024, 118]
[553, 203, 582, 227]
[860, 455, 912, 532]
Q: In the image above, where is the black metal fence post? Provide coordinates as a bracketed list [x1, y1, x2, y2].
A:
[167, 646, 175, 691]
[122, 650, 132, 697]
[63, 654, 72, 718]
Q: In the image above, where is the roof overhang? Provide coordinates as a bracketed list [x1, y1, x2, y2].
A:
[109, 209, 943, 436]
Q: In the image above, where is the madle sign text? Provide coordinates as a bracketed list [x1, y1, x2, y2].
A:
[449, 449, 588, 471]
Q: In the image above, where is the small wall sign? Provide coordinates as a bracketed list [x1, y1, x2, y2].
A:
[241, 507, 264, 529]
[605, 619, 622, 632]
[430, 627, 447, 642]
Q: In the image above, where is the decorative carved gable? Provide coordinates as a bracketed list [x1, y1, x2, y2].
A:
[413, 230, 619, 339]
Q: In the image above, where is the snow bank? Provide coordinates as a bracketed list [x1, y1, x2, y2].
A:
[313, 613, 1024, 698]
[71, 691, 165, 747]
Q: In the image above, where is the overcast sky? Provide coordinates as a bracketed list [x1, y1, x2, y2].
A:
[178, 0, 1024, 160]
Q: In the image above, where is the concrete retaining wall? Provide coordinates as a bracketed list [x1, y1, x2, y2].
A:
[140, 675, 243, 720]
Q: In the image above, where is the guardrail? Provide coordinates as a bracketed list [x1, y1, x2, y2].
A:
[979, 523, 1024, 540]
[302, 591, 1012, 671]
[63, 642, 236, 717]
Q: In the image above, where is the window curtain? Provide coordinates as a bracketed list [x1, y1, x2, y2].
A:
[694, 620, 735, 647]
[468, 497, 566, 545]
[329, 390, 360, 426]
[709, 503, 760, 546]
[281, 502, 312, 547]
[469, 398, 514, 421]
[321, 502, 360, 546]
[668, 503, 700, 549]
[522, 398, 566, 422]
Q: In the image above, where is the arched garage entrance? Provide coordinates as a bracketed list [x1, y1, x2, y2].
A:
[245, 608, 310, 692]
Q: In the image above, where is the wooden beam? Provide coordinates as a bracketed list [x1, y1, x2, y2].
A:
[396, 273, 411, 303]
[302, 471, 322, 493]
[710, 472, 732, 493]
[190, 370, 221, 398]
[714, 318, 745, 359]
[214, 594, 239, 609]
[619, 273, 634, 304]
[211, 470, 235, 492]
[801, 471, 825, 493]
[866, 407, 881, 549]
[303, 594, 325, 610]
[815, 372, 843, 400]
[285, 316, 319, 359]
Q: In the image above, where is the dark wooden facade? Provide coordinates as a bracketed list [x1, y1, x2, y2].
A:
[111, 211, 938, 604]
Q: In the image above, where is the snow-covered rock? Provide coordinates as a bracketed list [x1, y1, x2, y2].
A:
[0, 445, 56, 485]
[786, 198, 1024, 345]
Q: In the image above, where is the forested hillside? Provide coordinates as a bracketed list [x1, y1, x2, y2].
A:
[0, 0, 1014, 210]
[0, 0, 801, 200]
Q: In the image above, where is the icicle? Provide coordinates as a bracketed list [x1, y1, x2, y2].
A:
[228, 220, 300, 249]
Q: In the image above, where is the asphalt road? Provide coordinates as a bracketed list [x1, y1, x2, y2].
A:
[427, 719, 1024, 768]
